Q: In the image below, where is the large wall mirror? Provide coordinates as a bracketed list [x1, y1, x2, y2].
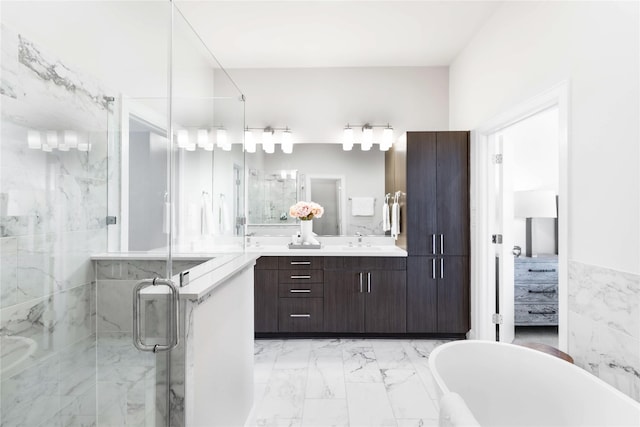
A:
[245, 144, 385, 236]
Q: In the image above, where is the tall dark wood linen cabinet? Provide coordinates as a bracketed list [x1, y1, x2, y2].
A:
[386, 131, 470, 335]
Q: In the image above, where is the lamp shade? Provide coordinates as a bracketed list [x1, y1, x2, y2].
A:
[514, 190, 557, 218]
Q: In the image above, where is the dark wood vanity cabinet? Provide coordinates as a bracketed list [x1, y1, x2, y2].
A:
[254, 256, 279, 333]
[323, 257, 406, 333]
[390, 131, 470, 335]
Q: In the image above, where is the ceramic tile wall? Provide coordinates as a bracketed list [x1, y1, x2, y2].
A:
[0, 25, 110, 426]
[568, 260, 640, 401]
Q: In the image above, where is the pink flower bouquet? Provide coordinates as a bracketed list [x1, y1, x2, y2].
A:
[289, 201, 324, 221]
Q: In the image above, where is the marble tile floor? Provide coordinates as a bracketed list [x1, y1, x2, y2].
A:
[246, 338, 453, 427]
[512, 326, 559, 348]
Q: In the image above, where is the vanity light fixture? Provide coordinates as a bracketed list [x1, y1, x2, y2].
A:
[216, 128, 227, 148]
[177, 129, 189, 149]
[63, 130, 78, 150]
[342, 123, 394, 151]
[342, 126, 354, 151]
[46, 131, 59, 149]
[197, 129, 209, 148]
[281, 128, 293, 154]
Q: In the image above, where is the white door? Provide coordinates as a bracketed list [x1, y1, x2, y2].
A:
[489, 134, 516, 343]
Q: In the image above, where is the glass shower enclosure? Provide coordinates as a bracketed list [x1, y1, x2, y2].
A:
[0, 1, 245, 425]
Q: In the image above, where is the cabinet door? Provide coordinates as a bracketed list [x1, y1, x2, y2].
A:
[436, 132, 469, 256]
[437, 256, 470, 333]
[254, 269, 278, 333]
[323, 270, 365, 333]
[406, 256, 438, 333]
[406, 132, 438, 255]
[365, 270, 406, 333]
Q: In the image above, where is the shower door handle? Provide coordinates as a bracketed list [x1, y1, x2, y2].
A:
[133, 278, 180, 353]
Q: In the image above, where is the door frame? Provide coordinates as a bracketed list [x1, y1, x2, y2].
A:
[470, 81, 570, 351]
[305, 174, 347, 235]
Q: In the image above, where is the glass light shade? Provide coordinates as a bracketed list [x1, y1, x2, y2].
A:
[342, 127, 354, 151]
[197, 129, 209, 148]
[216, 128, 227, 148]
[244, 130, 256, 153]
[204, 144, 214, 151]
[46, 131, 59, 149]
[281, 130, 293, 154]
[262, 130, 274, 154]
[222, 141, 232, 151]
[77, 142, 91, 152]
[185, 143, 197, 152]
[381, 127, 393, 150]
[290, 170, 297, 179]
[64, 130, 78, 148]
[280, 170, 287, 179]
[361, 127, 373, 151]
[27, 130, 42, 149]
[177, 129, 189, 148]
[41, 143, 52, 152]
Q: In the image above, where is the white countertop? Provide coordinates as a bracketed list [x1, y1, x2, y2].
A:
[246, 244, 407, 257]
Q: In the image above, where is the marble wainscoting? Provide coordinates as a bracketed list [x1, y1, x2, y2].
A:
[568, 260, 640, 402]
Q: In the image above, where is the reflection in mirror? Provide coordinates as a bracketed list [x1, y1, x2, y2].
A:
[307, 176, 344, 235]
[248, 169, 298, 225]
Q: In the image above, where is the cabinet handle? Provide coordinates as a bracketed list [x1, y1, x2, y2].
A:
[528, 268, 556, 273]
[359, 272, 363, 293]
[290, 289, 311, 293]
[289, 314, 311, 318]
[440, 258, 444, 279]
[431, 234, 436, 254]
[291, 261, 311, 265]
[367, 272, 371, 293]
[290, 275, 311, 279]
[440, 234, 444, 255]
[528, 310, 557, 315]
[432, 258, 436, 279]
[528, 289, 556, 294]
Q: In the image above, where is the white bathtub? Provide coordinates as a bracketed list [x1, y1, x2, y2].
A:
[429, 340, 640, 426]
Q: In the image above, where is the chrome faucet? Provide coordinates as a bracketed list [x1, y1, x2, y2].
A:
[355, 232, 363, 246]
[246, 232, 255, 246]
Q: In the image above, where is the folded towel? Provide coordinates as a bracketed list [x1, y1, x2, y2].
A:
[382, 201, 391, 232]
[391, 201, 400, 239]
[351, 197, 375, 216]
[439, 392, 480, 427]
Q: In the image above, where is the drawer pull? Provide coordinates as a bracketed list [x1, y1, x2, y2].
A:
[528, 268, 556, 273]
[528, 310, 557, 315]
[289, 314, 311, 318]
[290, 261, 311, 265]
[290, 275, 311, 279]
[528, 289, 556, 294]
[289, 289, 311, 293]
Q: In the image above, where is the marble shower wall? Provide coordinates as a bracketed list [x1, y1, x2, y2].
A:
[1, 24, 110, 426]
[568, 260, 640, 402]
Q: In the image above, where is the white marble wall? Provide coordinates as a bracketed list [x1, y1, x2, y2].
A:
[568, 260, 640, 402]
[1, 24, 110, 426]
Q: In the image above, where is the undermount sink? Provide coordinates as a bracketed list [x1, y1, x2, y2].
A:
[341, 245, 382, 251]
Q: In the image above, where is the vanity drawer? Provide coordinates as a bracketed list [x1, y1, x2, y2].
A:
[515, 260, 558, 283]
[278, 257, 324, 270]
[279, 281, 323, 298]
[515, 283, 557, 303]
[279, 269, 324, 284]
[255, 256, 279, 270]
[278, 298, 323, 332]
[515, 303, 558, 326]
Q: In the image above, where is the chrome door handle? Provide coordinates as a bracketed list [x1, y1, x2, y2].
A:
[290, 261, 311, 265]
[359, 272, 363, 293]
[133, 278, 179, 353]
[367, 272, 371, 293]
[440, 258, 444, 279]
[291, 275, 311, 279]
[432, 258, 436, 279]
[290, 314, 311, 318]
[440, 234, 444, 254]
[431, 234, 436, 254]
[290, 289, 311, 293]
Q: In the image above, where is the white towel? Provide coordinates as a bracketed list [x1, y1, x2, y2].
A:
[201, 193, 214, 235]
[439, 392, 480, 427]
[219, 196, 233, 234]
[382, 201, 391, 232]
[351, 197, 375, 216]
[391, 201, 400, 239]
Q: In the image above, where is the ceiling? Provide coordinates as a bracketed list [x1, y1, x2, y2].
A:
[175, 1, 503, 69]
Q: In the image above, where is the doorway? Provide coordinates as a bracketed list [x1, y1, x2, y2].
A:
[306, 175, 346, 235]
[471, 82, 569, 351]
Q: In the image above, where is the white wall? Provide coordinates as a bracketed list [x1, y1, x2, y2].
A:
[216, 67, 449, 144]
[450, 1, 639, 275]
[450, 0, 640, 400]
